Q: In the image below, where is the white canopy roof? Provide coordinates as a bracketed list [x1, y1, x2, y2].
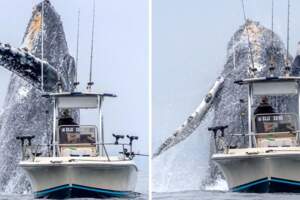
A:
[43, 92, 116, 109]
[235, 76, 300, 96]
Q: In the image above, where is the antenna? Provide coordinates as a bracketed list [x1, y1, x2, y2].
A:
[269, 0, 275, 77]
[285, 0, 291, 76]
[41, 0, 44, 92]
[241, 0, 256, 77]
[87, 0, 96, 91]
[271, 0, 274, 46]
[74, 10, 80, 88]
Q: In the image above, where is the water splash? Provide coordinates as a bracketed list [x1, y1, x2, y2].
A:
[205, 177, 228, 192]
[153, 113, 212, 192]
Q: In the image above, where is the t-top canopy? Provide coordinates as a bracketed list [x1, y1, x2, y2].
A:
[234, 76, 300, 96]
[43, 92, 117, 109]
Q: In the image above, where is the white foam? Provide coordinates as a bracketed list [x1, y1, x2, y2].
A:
[152, 113, 212, 192]
[18, 86, 29, 97]
[205, 177, 229, 191]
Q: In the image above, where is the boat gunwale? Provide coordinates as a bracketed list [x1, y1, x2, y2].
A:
[19, 158, 138, 171]
[212, 148, 300, 161]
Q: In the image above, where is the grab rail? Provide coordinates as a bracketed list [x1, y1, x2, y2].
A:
[17, 142, 134, 161]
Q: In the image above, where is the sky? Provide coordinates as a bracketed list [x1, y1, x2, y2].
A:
[153, 0, 300, 149]
[0, 0, 148, 178]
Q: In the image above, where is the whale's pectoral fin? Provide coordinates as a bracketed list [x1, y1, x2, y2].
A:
[0, 43, 63, 92]
[153, 77, 224, 157]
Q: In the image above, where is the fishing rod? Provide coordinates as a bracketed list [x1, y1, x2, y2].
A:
[269, 0, 275, 76]
[271, 0, 274, 48]
[74, 9, 80, 88]
[87, 0, 96, 91]
[285, 0, 291, 75]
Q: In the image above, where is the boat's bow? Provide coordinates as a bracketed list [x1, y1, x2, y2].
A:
[20, 156, 138, 198]
[212, 147, 300, 193]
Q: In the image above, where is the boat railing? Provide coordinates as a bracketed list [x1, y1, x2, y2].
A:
[208, 124, 300, 153]
[17, 140, 135, 161]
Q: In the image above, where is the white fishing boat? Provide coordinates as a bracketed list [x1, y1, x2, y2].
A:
[211, 76, 300, 193]
[17, 91, 139, 198]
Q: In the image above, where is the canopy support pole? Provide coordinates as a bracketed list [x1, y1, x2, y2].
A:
[98, 96, 104, 157]
[248, 84, 253, 148]
[52, 99, 57, 157]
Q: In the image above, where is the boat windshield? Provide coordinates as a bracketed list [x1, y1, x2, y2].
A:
[254, 113, 298, 134]
[59, 125, 97, 144]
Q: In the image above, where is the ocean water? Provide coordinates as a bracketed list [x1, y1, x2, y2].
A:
[152, 190, 300, 200]
[153, 178, 300, 200]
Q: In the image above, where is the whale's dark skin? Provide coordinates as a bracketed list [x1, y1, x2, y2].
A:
[0, 1, 76, 193]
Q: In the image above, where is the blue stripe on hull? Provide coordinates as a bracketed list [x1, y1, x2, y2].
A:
[34, 184, 136, 199]
[232, 177, 300, 193]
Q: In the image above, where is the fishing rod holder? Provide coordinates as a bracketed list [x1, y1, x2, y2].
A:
[208, 126, 228, 138]
[16, 135, 36, 160]
[56, 81, 63, 93]
[73, 81, 80, 87]
[86, 81, 94, 91]
[127, 135, 139, 145]
[284, 65, 291, 77]
[112, 134, 124, 144]
[208, 125, 229, 152]
[269, 65, 275, 77]
[250, 67, 257, 78]
[123, 135, 139, 159]
[16, 135, 35, 146]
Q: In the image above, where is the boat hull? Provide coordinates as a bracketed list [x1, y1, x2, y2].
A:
[33, 184, 136, 198]
[232, 177, 300, 193]
[212, 148, 300, 193]
[20, 157, 138, 198]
